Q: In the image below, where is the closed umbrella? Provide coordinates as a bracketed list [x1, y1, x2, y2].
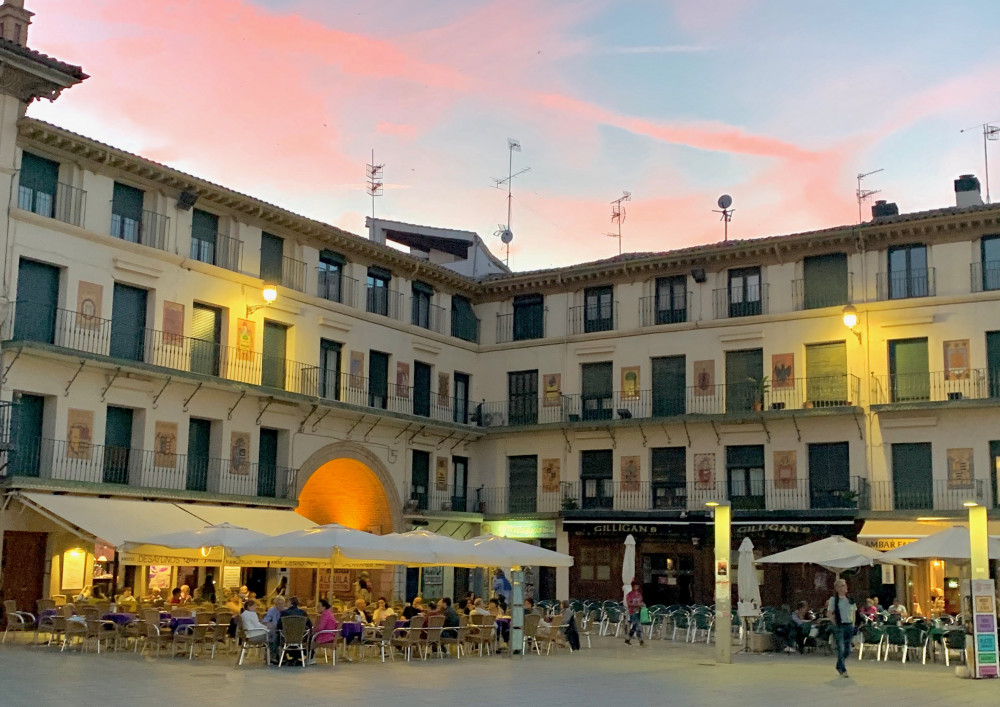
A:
[881, 526, 1000, 560]
[736, 537, 761, 618]
[622, 534, 636, 605]
[756, 535, 912, 573]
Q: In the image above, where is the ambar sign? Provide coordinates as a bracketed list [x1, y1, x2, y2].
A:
[862, 537, 918, 551]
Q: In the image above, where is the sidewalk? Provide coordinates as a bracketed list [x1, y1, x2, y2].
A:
[0, 633, 992, 706]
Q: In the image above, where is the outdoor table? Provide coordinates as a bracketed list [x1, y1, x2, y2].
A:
[169, 617, 196, 632]
[340, 622, 363, 644]
[102, 612, 136, 625]
[39, 609, 58, 620]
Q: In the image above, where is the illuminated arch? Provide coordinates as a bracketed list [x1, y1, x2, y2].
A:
[294, 441, 402, 534]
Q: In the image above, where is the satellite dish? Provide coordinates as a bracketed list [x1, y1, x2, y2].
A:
[500, 229, 514, 244]
[717, 194, 733, 209]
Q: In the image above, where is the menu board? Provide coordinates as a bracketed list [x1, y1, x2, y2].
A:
[971, 579, 1000, 678]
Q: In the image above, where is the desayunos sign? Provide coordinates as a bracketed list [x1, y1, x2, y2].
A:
[482, 520, 556, 539]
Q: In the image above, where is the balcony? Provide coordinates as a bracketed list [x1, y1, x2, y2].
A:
[5, 436, 296, 500]
[638, 294, 690, 327]
[791, 274, 853, 310]
[451, 309, 480, 344]
[496, 311, 546, 343]
[317, 270, 357, 307]
[411, 298, 447, 334]
[18, 181, 87, 228]
[366, 285, 403, 320]
[336, 373, 460, 422]
[876, 268, 936, 300]
[475, 477, 866, 515]
[404, 484, 472, 514]
[474, 374, 861, 427]
[862, 479, 986, 512]
[190, 232, 242, 273]
[278, 255, 307, 292]
[110, 209, 169, 251]
[568, 302, 618, 335]
[870, 370, 999, 405]
[971, 261, 1000, 293]
[713, 284, 769, 319]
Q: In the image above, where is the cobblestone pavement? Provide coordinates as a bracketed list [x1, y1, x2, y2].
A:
[0, 632, 993, 706]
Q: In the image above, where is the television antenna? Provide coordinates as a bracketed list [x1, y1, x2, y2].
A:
[712, 194, 734, 241]
[856, 168, 883, 223]
[366, 149, 384, 221]
[605, 191, 631, 255]
[492, 138, 530, 266]
[961, 121, 1000, 203]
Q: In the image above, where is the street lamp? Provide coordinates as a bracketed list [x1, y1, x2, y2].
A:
[842, 305, 862, 343]
[966, 501, 989, 580]
[707, 501, 732, 664]
[247, 285, 278, 316]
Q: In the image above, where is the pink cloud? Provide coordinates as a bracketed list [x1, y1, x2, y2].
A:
[376, 122, 418, 138]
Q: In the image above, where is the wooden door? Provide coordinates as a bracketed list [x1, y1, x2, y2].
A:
[1, 531, 47, 614]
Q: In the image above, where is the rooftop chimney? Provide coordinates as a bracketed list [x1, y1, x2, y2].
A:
[954, 174, 983, 208]
[871, 200, 899, 220]
[0, 1, 32, 47]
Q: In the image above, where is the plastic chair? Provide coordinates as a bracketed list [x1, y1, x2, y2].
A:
[943, 629, 966, 667]
[857, 623, 883, 660]
[689, 611, 714, 644]
[670, 611, 690, 641]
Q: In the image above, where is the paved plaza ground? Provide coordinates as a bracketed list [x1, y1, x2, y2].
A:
[0, 633, 994, 706]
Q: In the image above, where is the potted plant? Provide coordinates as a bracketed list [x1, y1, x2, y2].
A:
[561, 495, 579, 511]
[747, 375, 770, 411]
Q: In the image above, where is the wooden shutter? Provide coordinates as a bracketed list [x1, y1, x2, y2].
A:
[803, 253, 847, 309]
[805, 341, 848, 403]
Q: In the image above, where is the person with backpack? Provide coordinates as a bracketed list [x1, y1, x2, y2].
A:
[827, 578, 857, 678]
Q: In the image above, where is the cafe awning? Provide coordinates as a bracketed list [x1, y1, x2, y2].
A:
[13, 492, 314, 565]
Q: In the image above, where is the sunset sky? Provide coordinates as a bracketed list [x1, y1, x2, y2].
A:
[27, 0, 1000, 271]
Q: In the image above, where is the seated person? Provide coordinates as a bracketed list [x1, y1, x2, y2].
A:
[88, 585, 107, 604]
[313, 599, 339, 645]
[457, 598, 469, 615]
[888, 598, 909, 620]
[278, 596, 313, 665]
[238, 585, 250, 602]
[178, 585, 193, 605]
[371, 597, 394, 625]
[771, 605, 794, 651]
[523, 597, 539, 615]
[74, 587, 92, 603]
[115, 587, 137, 611]
[262, 595, 286, 648]
[789, 601, 810, 653]
[471, 598, 492, 617]
[402, 596, 424, 620]
[224, 591, 244, 616]
[168, 587, 183, 605]
[440, 597, 459, 639]
[353, 598, 372, 624]
[859, 597, 878, 623]
[241, 599, 269, 641]
[145, 586, 163, 605]
[487, 598, 502, 618]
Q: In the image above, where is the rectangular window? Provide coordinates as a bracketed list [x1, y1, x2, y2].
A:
[454, 372, 470, 424]
[18, 151, 58, 217]
[802, 253, 848, 309]
[508, 370, 538, 425]
[655, 276, 687, 324]
[982, 236, 1000, 292]
[452, 456, 469, 512]
[319, 339, 342, 400]
[110, 283, 148, 362]
[258, 428, 279, 497]
[887, 244, 929, 299]
[728, 267, 762, 317]
[726, 445, 764, 510]
[808, 442, 850, 508]
[14, 258, 59, 344]
[805, 341, 848, 405]
[369, 350, 389, 409]
[413, 361, 431, 417]
[584, 285, 614, 332]
[651, 355, 685, 417]
[103, 406, 133, 485]
[191, 209, 219, 265]
[513, 294, 544, 340]
[366, 267, 391, 316]
[190, 303, 222, 377]
[451, 295, 478, 342]
[889, 338, 929, 402]
[988, 331, 1000, 398]
[581, 450, 613, 509]
[411, 450, 430, 510]
[891, 442, 932, 509]
[261, 321, 288, 390]
[186, 418, 212, 492]
[725, 348, 763, 413]
[260, 232, 284, 283]
[11, 393, 44, 477]
[651, 447, 686, 509]
[412, 281, 433, 329]
[509, 455, 537, 513]
[318, 250, 345, 302]
[581, 361, 613, 421]
[110, 182, 144, 243]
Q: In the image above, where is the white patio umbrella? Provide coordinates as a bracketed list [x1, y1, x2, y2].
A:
[756, 535, 912, 573]
[736, 537, 761, 619]
[622, 534, 637, 605]
[881, 525, 1000, 560]
[230, 523, 436, 566]
[381, 528, 471, 565]
[451, 534, 574, 568]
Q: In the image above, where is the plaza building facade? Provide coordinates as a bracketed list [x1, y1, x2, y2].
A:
[1, 0, 999, 616]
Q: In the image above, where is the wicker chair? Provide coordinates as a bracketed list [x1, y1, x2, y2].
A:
[277, 615, 309, 668]
[311, 626, 341, 665]
[61, 618, 87, 652]
[389, 615, 425, 661]
[521, 612, 543, 656]
[83, 619, 117, 653]
[420, 615, 446, 659]
[3, 600, 36, 643]
[466, 617, 496, 657]
[236, 624, 271, 666]
[538, 615, 569, 654]
[172, 623, 210, 660]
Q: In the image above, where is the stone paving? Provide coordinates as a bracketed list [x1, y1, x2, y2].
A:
[0, 632, 995, 706]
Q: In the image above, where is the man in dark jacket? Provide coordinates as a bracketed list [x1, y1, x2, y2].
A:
[440, 597, 460, 639]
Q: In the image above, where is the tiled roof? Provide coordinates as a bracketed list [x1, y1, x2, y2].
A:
[0, 37, 87, 80]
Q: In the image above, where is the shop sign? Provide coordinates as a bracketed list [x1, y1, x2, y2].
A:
[733, 524, 817, 535]
[482, 520, 556, 539]
[861, 537, 917, 552]
[573, 523, 665, 536]
[971, 579, 1000, 678]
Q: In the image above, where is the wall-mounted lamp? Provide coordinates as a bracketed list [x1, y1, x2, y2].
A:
[246, 285, 277, 316]
[842, 304, 862, 343]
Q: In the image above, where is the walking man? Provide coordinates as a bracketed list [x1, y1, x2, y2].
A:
[827, 578, 856, 677]
[625, 580, 644, 646]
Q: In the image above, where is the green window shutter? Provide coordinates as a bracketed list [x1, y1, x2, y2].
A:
[412, 281, 433, 296]
[582, 362, 612, 397]
[651, 447, 685, 482]
[261, 321, 288, 389]
[803, 253, 848, 309]
[112, 182, 144, 221]
[20, 152, 58, 194]
[513, 294, 543, 340]
[725, 348, 763, 413]
[580, 450, 613, 479]
[320, 250, 345, 266]
[260, 232, 284, 282]
[805, 342, 848, 403]
[726, 445, 764, 469]
[890, 338, 929, 401]
[192, 209, 218, 244]
[368, 266, 391, 281]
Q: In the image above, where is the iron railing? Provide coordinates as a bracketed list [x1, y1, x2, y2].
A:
[190, 232, 243, 273]
[870, 369, 999, 404]
[6, 436, 296, 499]
[791, 274, 853, 310]
[317, 270, 357, 307]
[411, 297, 447, 334]
[638, 294, 690, 327]
[280, 255, 307, 292]
[876, 268, 936, 300]
[496, 310, 546, 343]
[110, 208, 169, 251]
[713, 284, 768, 319]
[568, 302, 618, 335]
[366, 285, 404, 320]
[474, 374, 861, 427]
[18, 181, 87, 228]
[970, 261, 1000, 293]
[863, 479, 986, 512]
[404, 484, 471, 513]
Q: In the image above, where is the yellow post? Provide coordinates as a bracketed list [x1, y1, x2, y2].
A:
[708, 502, 732, 664]
[968, 503, 989, 580]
